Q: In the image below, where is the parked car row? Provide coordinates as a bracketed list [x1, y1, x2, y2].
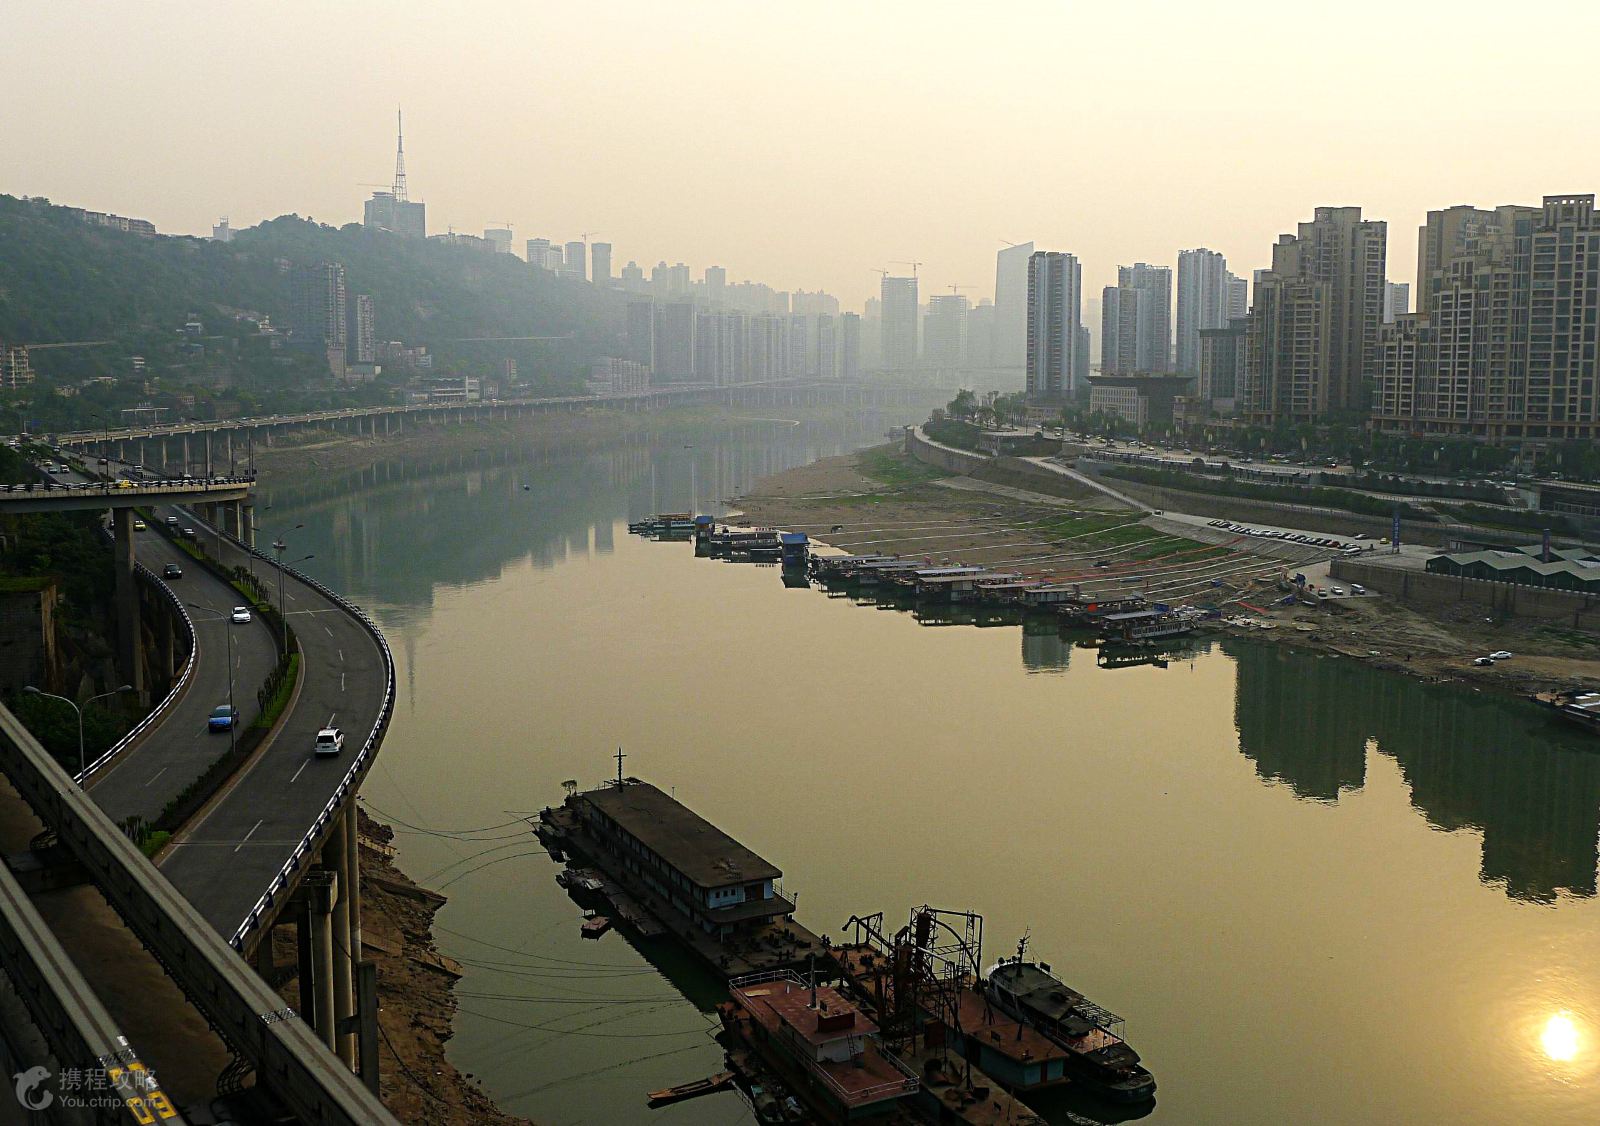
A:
[1208, 519, 1365, 554]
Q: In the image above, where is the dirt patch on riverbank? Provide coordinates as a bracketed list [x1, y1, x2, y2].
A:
[736, 445, 1600, 700]
[271, 810, 534, 1126]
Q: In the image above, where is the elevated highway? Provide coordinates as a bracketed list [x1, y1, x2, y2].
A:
[1, 462, 397, 1116]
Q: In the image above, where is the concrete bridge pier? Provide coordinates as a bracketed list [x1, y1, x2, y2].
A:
[112, 509, 148, 705]
[324, 810, 358, 1070]
[304, 870, 338, 1053]
[204, 433, 213, 478]
[241, 501, 257, 549]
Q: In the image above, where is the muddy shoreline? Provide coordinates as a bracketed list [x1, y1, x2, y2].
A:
[733, 445, 1600, 705]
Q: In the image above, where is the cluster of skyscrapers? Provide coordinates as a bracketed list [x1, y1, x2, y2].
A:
[624, 285, 862, 387]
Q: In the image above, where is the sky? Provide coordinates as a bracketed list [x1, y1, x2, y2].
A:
[11, 1, 1600, 311]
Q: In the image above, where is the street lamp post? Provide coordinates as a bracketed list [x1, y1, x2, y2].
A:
[269, 526, 311, 655]
[22, 684, 134, 779]
[186, 604, 238, 756]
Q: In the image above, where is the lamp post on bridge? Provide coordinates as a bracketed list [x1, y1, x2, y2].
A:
[270, 525, 309, 654]
[22, 684, 135, 780]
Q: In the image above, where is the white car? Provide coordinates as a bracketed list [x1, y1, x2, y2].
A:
[1490, 650, 1513, 660]
[230, 606, 252, 624]
[314, 728, 345, 757]
[1473, 656, 1495, 666]
[1330, 587, 1346, 596]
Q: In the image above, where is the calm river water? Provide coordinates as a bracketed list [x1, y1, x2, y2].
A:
[263, 415, 1600, 1126]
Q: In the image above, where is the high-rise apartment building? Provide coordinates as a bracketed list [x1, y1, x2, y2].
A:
[1101, 285, 1151, 375]
[815, 314, 838, 379]
[591, 242, 612, 287]
[924, 295, 969, 371]
[526, 238, 553, 271]
[1116, 263, 1172, 372]
[484, 228, 514, 254]
[211, 217, 233, 243]
[1198, 317, 1247, 412]
[1, 343, 33, 389]
[563, 241, 588, 282]
[1376, 195, 1600, 440]
[1383, 281, 1410, 323]
[704, 266, 726, 306]
[290, 262, 348, 376]
[993, 242, 1035, 371]
[1176, 249, 1229, 375]
[840, 313, 862, 379]
[626, 301, 656, 371]
[880, 275, 919, 371]
[1227, 273, 1249, 319]
[620, 260, 646, 291]
[1243, 206, 1387, 423]
[349, 293, 376, 365]
[1025, 251, 1081, 401]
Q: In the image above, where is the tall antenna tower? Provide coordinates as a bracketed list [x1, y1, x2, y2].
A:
[392, 108, 409, 201]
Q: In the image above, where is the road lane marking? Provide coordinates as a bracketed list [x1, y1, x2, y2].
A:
[326, 713, 337, 726]
[340, 673, 346, 692]
[290, 760, 310, 784]
[325, 625, 333, 636]
[234, 819, 263, 853]
[144, 767, 168, 787]
[337, 649, 344, 662]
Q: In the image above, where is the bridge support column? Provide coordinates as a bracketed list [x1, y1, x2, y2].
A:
[242, 501, 257, 549]
[112, 509, 147, 705]
[181, 434, 190, 474]
[307, 870, 337, 1052]
[159, 609, 176, 681]
[322, 814, 357, 1068]
[204, 432, 213, 478]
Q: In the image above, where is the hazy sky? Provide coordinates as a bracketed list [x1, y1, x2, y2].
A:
[13, 2, 1600, 310]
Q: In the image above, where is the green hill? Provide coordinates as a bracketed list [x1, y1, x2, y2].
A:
[0, 195, 625, 425]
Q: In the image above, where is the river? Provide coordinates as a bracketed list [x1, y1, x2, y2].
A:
[261, 413, 1600, 1125]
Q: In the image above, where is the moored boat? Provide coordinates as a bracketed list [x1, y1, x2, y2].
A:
[984, 945, 1156, 1103]
[1533, 687, 1600, 735]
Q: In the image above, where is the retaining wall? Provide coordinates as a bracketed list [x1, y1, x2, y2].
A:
[1330, 558, 1600, 629]
[905, 426, 990, 473]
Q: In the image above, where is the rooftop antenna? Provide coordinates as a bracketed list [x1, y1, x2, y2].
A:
[614, 746, 626, 787]
[392, 107, 409, 202]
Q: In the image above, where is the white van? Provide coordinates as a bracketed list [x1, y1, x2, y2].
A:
[314, 728, 345, 757]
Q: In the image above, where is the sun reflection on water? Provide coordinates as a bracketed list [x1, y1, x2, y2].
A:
[1541, 1011, 1581, 1063]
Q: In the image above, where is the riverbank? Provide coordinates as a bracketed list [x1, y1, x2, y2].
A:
[734, 444, 1600, 701]
[270, 809, 534, 1126]
[250, 401, 918, 480]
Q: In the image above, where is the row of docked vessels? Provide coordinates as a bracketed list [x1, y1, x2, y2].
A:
[810, 551, 1207, 641]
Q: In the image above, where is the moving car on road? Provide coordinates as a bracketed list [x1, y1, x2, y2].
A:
[230, 606, 252, 624]
[162, 563, 183, 579]
[208, 705, 238, 731]
[314, 728, 345, 757]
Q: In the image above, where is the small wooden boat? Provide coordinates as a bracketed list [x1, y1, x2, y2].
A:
[580, 914, 612, 938]
[646, 1070, 734, 1106]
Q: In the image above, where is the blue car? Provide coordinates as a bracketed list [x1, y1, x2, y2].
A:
[207, 704, 238, 732]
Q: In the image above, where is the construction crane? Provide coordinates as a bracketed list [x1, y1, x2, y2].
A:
[947, 284, 976, 296]
[999, 239, 1020, 248]
[891, 259, 923, 277]
[580, 230, 602, 244]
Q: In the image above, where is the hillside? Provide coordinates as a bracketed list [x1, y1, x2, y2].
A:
[0, 195, 624, 401]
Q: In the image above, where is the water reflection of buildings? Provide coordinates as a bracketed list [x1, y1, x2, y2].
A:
[1022, 619, 1072, 673]
[268, 414, 904, 618]
[1227, 641, 1600, 902]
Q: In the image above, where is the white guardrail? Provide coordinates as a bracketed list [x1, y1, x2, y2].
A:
[223, 535, 396, 952]
[77, 559, 198, 785]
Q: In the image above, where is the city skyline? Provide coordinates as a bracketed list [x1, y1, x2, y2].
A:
[13, 2, 1598, 310]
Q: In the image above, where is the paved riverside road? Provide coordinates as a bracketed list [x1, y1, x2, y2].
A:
[87, 505, 279, 827]
[158, 519, 389, 937]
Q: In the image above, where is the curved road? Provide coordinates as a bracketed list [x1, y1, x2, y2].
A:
[157, 520, 388, 936]
[88, 506, 279, 827]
